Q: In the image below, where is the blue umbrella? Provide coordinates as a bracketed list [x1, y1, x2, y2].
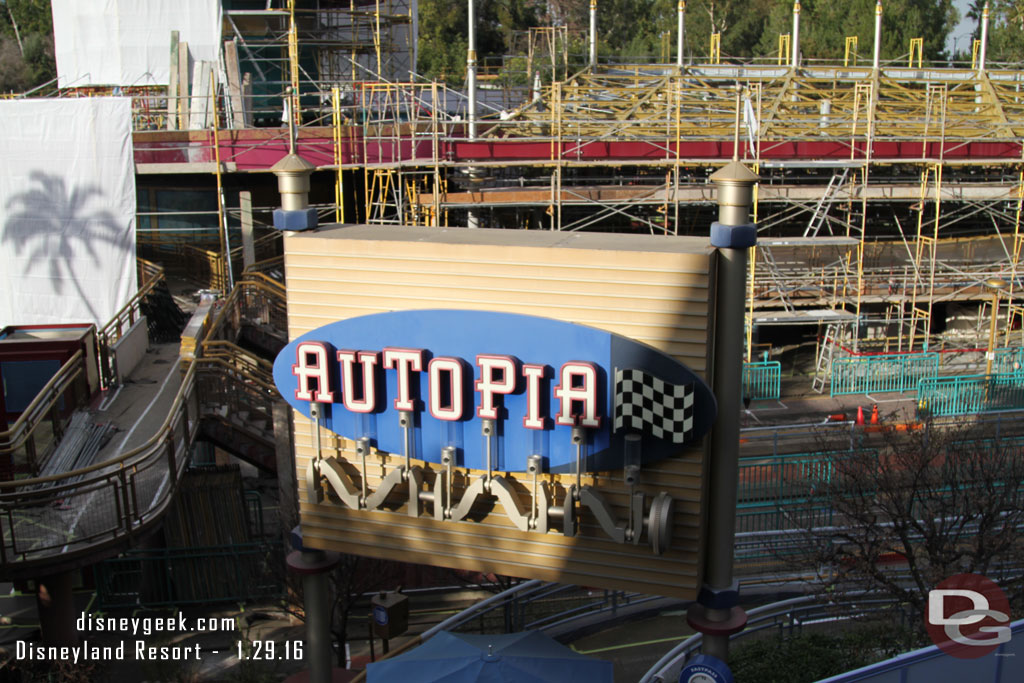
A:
[365, 630, 614, 683]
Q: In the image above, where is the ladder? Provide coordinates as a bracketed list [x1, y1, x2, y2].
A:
[811, 322, 841, 394]
[803, 168, 850, 238]
[759, 247, 796, 313]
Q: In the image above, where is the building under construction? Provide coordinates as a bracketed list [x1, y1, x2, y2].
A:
[79, 0, 1018, 401]
[3, 0, 1016, 398]
[4, 2, 1024, 671]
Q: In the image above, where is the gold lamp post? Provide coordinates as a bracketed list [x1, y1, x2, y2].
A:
[985, 277, 1007, 378]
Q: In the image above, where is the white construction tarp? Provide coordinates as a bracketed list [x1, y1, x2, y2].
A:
[52, 0, 222, 88]
[0, 99, 137, 328]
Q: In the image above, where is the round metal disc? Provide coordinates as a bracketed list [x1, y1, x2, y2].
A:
[648, 492, 674, 555]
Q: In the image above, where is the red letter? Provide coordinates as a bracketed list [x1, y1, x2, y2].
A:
[522, 364, 548, 430]
[476, 355, 517, 420]
[337, 350, 379, 413]
[429, 357, 464, 421]
[292, 342, 334, 403]
[554, 362, 600, 428]
[382, 348, 424, 411]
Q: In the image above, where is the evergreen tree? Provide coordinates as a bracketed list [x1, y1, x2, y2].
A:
[756, 0, 957, 64]
[985, 1, 1024, 63]
[417, 0, 542, 82]
[0, 0, 54, 93]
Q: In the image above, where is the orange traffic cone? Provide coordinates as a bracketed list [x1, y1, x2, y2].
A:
[855, 405, 865, 426]
[870, 404, 879, 425]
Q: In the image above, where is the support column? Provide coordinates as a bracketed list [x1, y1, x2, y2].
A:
[872, 1, 883, 71]
[467, 0, 477, 142]
[274, 400, 297, 527]
[272, 155, 316, 232]
[589, 0, 598, 68]
[677, 2, 686, 67]
[467, 0, 480, 229]
[791, 2, 801, 69]
[273, 92, 317, 233]
[286, 529, 341, 683]
[36, 571, 78, 647]
[979, 2, 990, 72]
[686, 160, 758, 666]
[240, 190, 255, 269]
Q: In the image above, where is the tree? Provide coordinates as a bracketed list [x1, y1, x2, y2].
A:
[326, 554, 406, 667]
[967, 0, 988, 41]
[756, 0, 957, 63]
[0, 0, 54, 92]
[681, 0, 776, 60]
[984, 1, 1024, 63]
[785, 421, 1024, 630]
[416, 0, 542, 83]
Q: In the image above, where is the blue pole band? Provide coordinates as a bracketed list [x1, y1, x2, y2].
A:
[273, 207, 319, 231]
[710, 221, 757, 249]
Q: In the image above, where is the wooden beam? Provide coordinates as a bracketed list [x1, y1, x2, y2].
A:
[167, 31, 179, 130]
[240, 190, 255, 269]
[177, 40, 190, 130]
[224, 40, 246, 129]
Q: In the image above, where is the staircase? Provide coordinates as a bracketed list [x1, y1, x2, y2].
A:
[196, 354, 279, 473]
[191, 271, 288, 473]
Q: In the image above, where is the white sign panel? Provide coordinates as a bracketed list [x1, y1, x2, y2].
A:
[0, 99, 136, 328]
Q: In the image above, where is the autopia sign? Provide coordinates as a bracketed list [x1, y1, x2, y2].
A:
[273, 310, 716, 473]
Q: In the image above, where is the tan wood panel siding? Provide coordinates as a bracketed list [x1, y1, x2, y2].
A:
[285, 226, 714, 600]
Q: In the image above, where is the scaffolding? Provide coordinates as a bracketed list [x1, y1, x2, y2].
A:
[49, 2, 1023, 393]
[336, 59, 1024, 390]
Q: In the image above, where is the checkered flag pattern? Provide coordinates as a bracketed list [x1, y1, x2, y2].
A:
[614, 369, 694, 443]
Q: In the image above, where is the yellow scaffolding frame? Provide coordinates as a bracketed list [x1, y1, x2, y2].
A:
[908, 38, 923, 68]
[844, 36, 858, 66]
[320, 62, 1024, 367]
[778, 34, 791, 66]
[710, 33, 721, 64]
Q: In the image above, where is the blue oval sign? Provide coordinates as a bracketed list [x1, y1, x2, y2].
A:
[272, 310, 715, 473]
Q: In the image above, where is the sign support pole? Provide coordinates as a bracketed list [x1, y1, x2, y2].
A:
[287, 530, 341, 683]
[688, 148, 758, 666]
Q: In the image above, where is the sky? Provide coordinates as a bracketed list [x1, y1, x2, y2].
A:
[949, 0, 977, 55]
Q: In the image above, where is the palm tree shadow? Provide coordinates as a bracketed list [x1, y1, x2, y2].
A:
[3, 171, 131, 323]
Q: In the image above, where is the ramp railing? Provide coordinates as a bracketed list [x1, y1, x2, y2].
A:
[0, 362, 199, 575]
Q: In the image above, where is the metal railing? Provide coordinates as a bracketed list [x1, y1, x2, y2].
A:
[736, 502, 835, 536]
[641, 592, 907, 683]
[738, 451, 841, 504]
[0, 362, 199, 571]
[201, 274, 287, 350]
[917, 371, 1024, 416]
[742, 360, 782, 401]
[350, 579, 662, 683]
[0, 259, 288, 574]
[138, 235, 282, 293]
[831, 352, 940, 397]
[0, 350, 92, 478]
[437, 582, 660, 637]
[992, 346, 1024, 374]
[1, 260, 168, 477]
[96, 259, 166, 388]
[200, 341, 275, 385]
[94, 542, 282, 608]
[817, 619, 1024, 682]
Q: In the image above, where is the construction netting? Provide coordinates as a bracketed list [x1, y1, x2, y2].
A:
[52, 0, 222, 88]
[0, 98, 136, 327]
